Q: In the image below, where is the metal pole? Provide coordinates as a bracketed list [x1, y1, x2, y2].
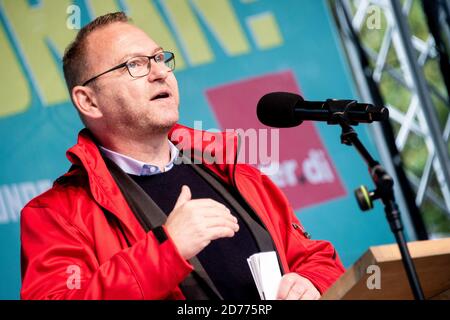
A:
[334, 0, 426, 240]
[389, 0, 450, 203]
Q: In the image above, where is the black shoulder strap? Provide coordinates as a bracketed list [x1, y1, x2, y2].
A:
[188, 162, 276, 253]
[103, 156, 223, 300]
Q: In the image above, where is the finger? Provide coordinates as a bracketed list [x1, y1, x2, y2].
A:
[173, 185, 191, 209]
[276, 276, 296, 300]
[188, 201, 236, 223]
[285, 283, 307, 300]
[206, 226, 237, 241]
[300, 289, 321, 300]
[188, 198, 230, 211]
[203, 216, 239, 231]
[201, 210, 238, 224]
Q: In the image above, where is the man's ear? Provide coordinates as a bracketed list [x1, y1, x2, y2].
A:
[71, 86, 103, 120]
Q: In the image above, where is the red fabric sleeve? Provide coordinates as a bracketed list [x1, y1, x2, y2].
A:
[20, 205, 193, 300]
[260, 175, 345, 294]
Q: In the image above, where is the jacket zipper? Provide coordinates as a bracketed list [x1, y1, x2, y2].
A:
[292, 223, 312, 239]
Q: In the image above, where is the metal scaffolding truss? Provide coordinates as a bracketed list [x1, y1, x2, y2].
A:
[332, 0, 450, 232]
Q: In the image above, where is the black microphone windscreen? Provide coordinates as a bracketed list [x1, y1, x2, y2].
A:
[257, 92, 304, 128]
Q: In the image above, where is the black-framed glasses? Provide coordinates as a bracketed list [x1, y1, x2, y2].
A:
[82, 51, 175, 86]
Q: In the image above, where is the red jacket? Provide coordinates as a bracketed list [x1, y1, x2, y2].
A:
[20, 125, 345, 300]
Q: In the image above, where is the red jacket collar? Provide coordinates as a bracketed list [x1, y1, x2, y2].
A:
[65, 124, 240, 234]
[67, 124, 239, 182]
[168, 123, 239, 184]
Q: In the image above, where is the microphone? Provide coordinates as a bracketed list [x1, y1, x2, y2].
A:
[257, 92, 389, 127]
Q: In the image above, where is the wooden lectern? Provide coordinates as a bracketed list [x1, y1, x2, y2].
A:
[321, 238, 450, 300]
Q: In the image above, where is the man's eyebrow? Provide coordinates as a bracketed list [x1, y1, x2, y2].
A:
[115, 47, 164, 64]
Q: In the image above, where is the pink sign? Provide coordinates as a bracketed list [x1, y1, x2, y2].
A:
[205, 70, 347, 210]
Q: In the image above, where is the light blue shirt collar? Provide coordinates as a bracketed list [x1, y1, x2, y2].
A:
[99, 140, 180, 176]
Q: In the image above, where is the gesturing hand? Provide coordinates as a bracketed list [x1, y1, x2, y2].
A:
[165, 185, 239, 260]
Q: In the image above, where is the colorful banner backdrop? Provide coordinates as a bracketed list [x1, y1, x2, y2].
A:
[206, 70, 347, 210]
[0, 0, 401, 299]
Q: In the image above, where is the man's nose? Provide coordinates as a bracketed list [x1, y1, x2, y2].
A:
[146, 60, 169, 82]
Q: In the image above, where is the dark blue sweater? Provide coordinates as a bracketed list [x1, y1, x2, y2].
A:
[129, 163, 261, 300]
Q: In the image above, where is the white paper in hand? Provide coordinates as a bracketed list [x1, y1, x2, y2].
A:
[247, 251, 282, 300]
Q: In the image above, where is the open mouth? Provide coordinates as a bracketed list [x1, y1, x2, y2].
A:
[151, 92, 170, 101]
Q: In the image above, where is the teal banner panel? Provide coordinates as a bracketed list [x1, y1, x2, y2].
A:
[0, 0, 396, 299]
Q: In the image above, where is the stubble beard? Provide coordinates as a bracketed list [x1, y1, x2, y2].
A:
[127, 105, 179, 138]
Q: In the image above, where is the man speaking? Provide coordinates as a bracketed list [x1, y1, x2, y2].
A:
[20, 12, 345, 300]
